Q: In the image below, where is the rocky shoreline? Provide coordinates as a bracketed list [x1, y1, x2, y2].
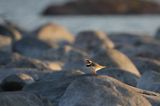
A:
[0, 20, 160, 106]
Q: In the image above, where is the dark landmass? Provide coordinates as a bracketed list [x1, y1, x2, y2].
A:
[43, 0, 160, 15]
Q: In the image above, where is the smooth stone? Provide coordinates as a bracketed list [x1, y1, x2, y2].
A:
[23, 70, 84, 105]
[1, 73, 34, 91]
[12, 36, 52, 57]
[4, 53, 63, 71]
[0, 68, 47, 83]
[137, 71, 160, 93]
[97, 68, 139, 86]
[0, 91, 52, 106]
[36, 23, 74, 47]
[74, 30, 114, 53]
[92, 48, 141, 77]
[0, 51, 11, 66]
[59, 75, 153, 106]
[155, 27, 160, 39]
[131, 57, 160, 74]
[109, 33, 156, 49]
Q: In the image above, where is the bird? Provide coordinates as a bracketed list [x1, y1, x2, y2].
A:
[85, 59, 106, 75]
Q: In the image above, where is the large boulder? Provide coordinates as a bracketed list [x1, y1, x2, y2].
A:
[23, 70, 84, 105]
[92, 48, 141, 77]
[59, 75, 154, 106]
[137, 71, 160, 93]
[131, 57, 160, 74]
[97, 68, 139, 86]
[36, 23, 74, 47]
[0, 91, 52, 106]
[12, 36, 52, 57]
[74, 30, 114, 53]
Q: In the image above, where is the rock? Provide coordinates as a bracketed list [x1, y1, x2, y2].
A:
[1, 73, 34, 91]
[43, 0, 160, 15]
[12, 36, 52, 57]
[144, 95, 160, 106]
[121, 43, 160, 60]
[36, 23, 74, 47]
[109, 33, 160, 60]
[0, 51, 12, 66]
[59, 75, 152, 106]
[92, 48, 141, 77]
[23, 70, 84, 105]
[97, 68, 139, 86]
[0, 91, 52, 106]
[155, 27, 160, 39]
[4, 53, 62, 71]
[0, 23, 21, 41]
[137, 71, 160, 93]
[109, 33, 158, 49]
[131, 57, 160, 74]
[0, 68, 46, 83]
[0, 35, 12, 52]
[74, 30, 114, 53]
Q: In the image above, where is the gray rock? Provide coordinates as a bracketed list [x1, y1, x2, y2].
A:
[0, 51, 11, 66]
[36, 23, 74, 47]
[23, 70, 84, 105]
[97, 68, 139, 86]
[74, 30, 114, 53]
[155, 27, 160, 39]
[92, 48, 141, 77]
[59, 75, 152, 106]
[4, 53, 61, 71]
[137, 71, 160, 93]
[131, 57, 160, 74]
[12, 36, 52, 57]
[1, 73, 34, 91]
[0, 91, 52, 106]
[144, 95, 160, 106]
[0, 68, 46, 83]
[109, 33, 157, 49]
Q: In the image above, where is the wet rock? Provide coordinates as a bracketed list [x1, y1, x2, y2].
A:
[131, 57, 160, 74]
[92, 48, 141, 77]
[23, 70, 84, 105]
[74, 30, 114, 53]
[97, 68, 139, 86]
[13, 36, 52, 57]
[1, 73, 34, 91]
[0, 91, 52, 106]
[59, 75, 152, 106]
[137, 71, 160, 93]
[36, 23, 74, 47]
